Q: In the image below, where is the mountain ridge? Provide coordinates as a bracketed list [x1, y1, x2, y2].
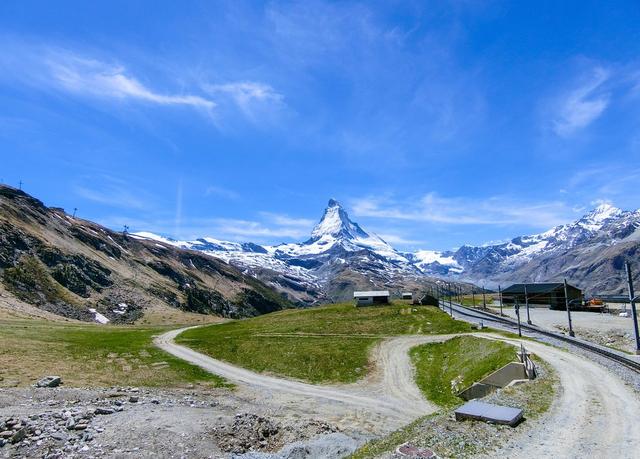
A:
[136, 199, 640, 298]
[0, 184, 291, 324]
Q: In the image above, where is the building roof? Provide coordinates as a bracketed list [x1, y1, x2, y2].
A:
[502, 283, 580, 294]
[354, 290, 390, 298]
[594, 295, 630, 302]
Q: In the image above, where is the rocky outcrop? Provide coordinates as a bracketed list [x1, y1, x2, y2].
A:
[0, 185, 291, 323]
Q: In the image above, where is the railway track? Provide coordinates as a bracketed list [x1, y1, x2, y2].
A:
[438, 300, 640, 373]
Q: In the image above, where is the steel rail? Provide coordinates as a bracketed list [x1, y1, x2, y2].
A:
[439, 300, 640, 373]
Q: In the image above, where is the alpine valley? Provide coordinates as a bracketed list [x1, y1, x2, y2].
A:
[136, 199, 640, 302]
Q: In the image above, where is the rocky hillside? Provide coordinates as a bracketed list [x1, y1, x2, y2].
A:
[418, 204, 640, 295]
[0, 185, 290, 324]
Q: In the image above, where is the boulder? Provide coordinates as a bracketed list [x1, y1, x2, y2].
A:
[10, 427, 26, 444]
[36, 376, 62, 388]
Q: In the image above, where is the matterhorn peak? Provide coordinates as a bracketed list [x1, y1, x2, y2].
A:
[311, 199, 365, 240]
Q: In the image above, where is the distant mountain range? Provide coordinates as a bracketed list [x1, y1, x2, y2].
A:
[5, 183, 636, 324]
[135, 199, 433, 303]
[137, 199, 640, 300]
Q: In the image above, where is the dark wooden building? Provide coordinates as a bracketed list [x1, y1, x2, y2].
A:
[419, 294, 439, 306]
[353, 290, 390, 306]
[501, 282, 582, 310]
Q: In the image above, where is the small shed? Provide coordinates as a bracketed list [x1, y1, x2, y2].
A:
[502, 283, 582, 310]
[354, 290, 390, 306]
[401, 292, 413, 300]
[420, 294, 439, 307]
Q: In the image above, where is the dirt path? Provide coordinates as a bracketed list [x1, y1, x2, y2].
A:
[155, 328, 445, 433]
[157, 329, 640, 456]
[478, 333, 640, 458]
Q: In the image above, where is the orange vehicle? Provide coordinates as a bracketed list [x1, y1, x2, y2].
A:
[589, 298, 604, 306]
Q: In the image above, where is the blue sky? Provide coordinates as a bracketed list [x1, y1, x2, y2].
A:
[2, 1, 640, 251]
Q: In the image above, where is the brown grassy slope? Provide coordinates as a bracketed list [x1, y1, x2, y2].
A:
[0, 185, 291, 324]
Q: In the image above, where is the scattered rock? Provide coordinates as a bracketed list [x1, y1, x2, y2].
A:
[10, 427, 27, 444]
[36, 376, 62, 388]
[51, 432, 67, 442]
[95, 407, 115, 415]
[129, 396, 139, 403]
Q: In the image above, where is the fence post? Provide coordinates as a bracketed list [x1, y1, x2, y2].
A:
[563, 278, 575, 337]
[625, 262, 640, 354]
[524, 284, 532, 324]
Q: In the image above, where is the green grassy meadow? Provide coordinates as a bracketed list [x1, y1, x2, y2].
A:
[177, 302, 473, 384]
[410, 335, 515, 407]
[0, 320, 229, 388]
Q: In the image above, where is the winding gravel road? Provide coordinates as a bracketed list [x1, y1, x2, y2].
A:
[155, 328, 445, 432]
[480, 333, 640, 458]
[156, 328, 640, 456]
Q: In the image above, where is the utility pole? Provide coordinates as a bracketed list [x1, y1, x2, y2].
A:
[498, 285, 503, 316]
[472, 287, 476, 308]
[563, 278, 575, 337]
[482, 285, 487, 310]
[515, 299, 522, 337]
[524, 284, 532, 324]
[447, 282, 453, 317]
[625, 262, 640, 354]
[72, 207, 78, 218]
[18, 180, 22, 190]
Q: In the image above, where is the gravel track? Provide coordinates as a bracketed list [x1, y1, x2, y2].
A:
[155, 328, 444, 433]
[479, 333, 640, 458]
[158, 327, 640, 457]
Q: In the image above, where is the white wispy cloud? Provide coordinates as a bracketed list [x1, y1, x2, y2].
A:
[552, 67, 610, 136]
[211, 218, 309, 240]
[205, 82, 283, 111]
[351, 193, 575, 228]
[97, 214, 311, 242]
[0, 40, 284, 122]
[259, 212, 315, 227]
[204, 185, 240, 200]
[73, 177, 154, 210]
[377, 233, 424, 245]
[45, 50, 215, 110]
[565, 164, 640, 207]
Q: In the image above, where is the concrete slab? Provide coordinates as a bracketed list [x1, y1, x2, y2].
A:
[454, 400, 523, 427]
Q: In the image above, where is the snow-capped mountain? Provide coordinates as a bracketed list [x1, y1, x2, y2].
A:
[134, 201, 640, 300]
[437, 203, 640, 294]
[134, 199, 426, 303]
[274, 199, 407, 262]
